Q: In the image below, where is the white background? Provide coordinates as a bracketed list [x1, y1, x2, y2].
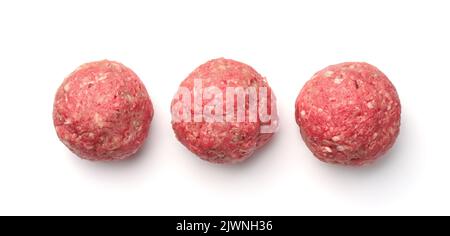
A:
[0, 0, 448, 216]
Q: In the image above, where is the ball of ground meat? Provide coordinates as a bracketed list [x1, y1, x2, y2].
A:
[53, 60, 153, 161]
[295, 62, 401, 166]
[171, 58, 278, 164]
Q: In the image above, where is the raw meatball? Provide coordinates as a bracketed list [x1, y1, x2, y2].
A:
[295, 62, 401, 166]
[171, 58, 278, 164]
[53, 60, 153, 161]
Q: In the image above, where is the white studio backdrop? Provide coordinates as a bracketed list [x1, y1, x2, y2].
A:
[0, 0, 448, 215]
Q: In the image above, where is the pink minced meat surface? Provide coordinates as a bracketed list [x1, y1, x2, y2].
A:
[53, 60, 153, 161]
[295, 62, 401, 166]
[171, 58, 277, 164]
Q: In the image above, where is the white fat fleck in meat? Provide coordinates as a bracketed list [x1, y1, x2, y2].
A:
[367, 101, 375, 109]
[336, 145, 346, 151]
[300, 110, 306, 117]
[331, 135, 341, 142]
[123, 92, 133, 102]
[96, 73, 108, 81]
[323, 147, 332, 153]
[324, 71, 334, 77]
[94, 113, 104, 128]
[64, 118, 72, 125]
[64, 83, 71, 92]
[334, 76, 344, 84]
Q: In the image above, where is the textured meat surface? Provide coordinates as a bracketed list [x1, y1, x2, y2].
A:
[295, 62, 401, 166]
[53, 60, 153, 161]
[171, 58, 277, 164]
